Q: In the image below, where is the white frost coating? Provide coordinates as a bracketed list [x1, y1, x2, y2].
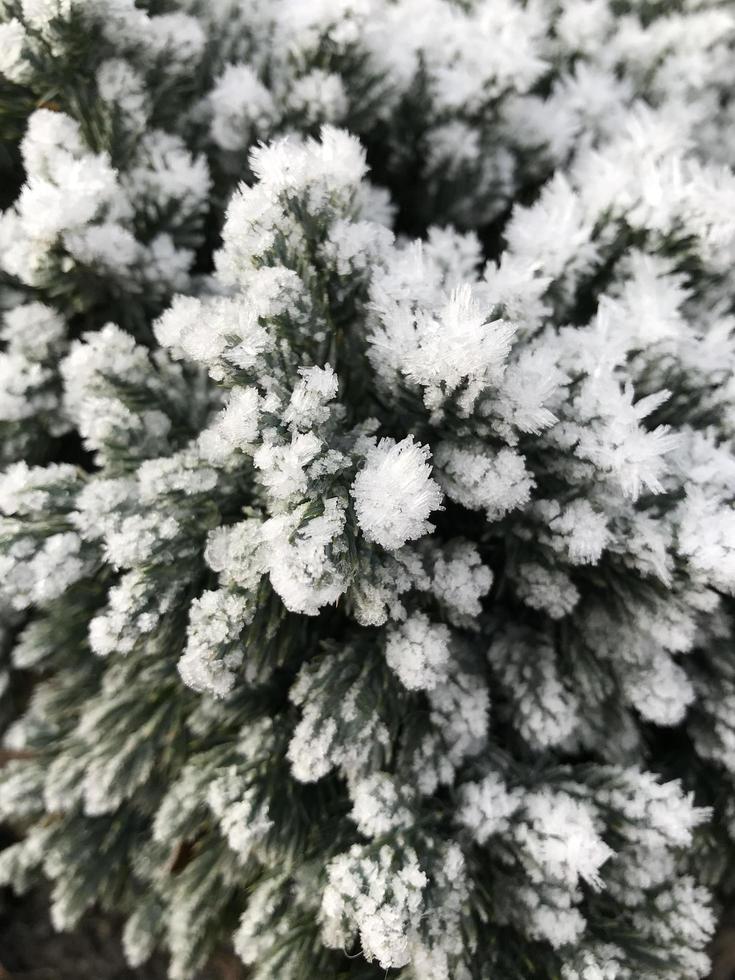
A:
[204, 519, 265, 592]
[0, 19, 29, 84]
[283, 364, 338, 431]
[262, 497, 347, 615]
[21, 0, 72, 28]
[320, 844, 427, 970]
[97, 59, 148, 128]
[458, 773, 523, 844]
[434, 443, 534, 521]
[369, 282, 515, 414]
[178, 589, 253, 697]
[209, 63, 276, 152]
[207, 767, 273, 859]
[384, 611, 451, 691]
[514, 562, 580, 619]
[254, 432, 322, 502]
[217, 126, 367, 287]
[677, 488, 735, 594]
[431, 541, 493, 619]
[515, 791, 612, 890]
[104, 513, 180, 569]
[351, 436, 443, 550]
[624, 652, 695, 727]
[199, 387, 260, 463]
[544, 499, 611, 565]
[349, 773, 413, 838]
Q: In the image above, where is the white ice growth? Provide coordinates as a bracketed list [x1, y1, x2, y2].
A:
[413, 668, 490, 795]
[543, 499, 611, 566]
[2, 302, 64, 359]
[204, 520, 265, 593]
[458, 773, 523, 844]
[430, 541, 493, 620]
[369, 281, 515, 415]
[199, 387, 260, 464]
[515, 790, 612, 890]
[0, 108, 120, 285]
[61, 324, 175, 463]
[125, 131, 210, 219]
[595, 768, 711, 852]
[489, 627, 582, 747]
[572, 381, 680, 500]
[384, 612, 451, 691]
[178, 589, 253, 697]
[209, 63, 275, 152]
[97, 59, 148, 129]
[0, 462, 89, 609]
[321, 844, 427, 970]
[514, 562, 580, 619]
[351, 436, 443, 550]
[254, 432, 323, 503]
[217, 126, 367, 287]
[284, 365, 338, 431]
[624, 651, 695, 727]
[434, 443, 533, 522]
[287, 650, 391, 784]
[207, 767, 273, 860]
[561, 945, 624, 980]
[677, 488, 735, 594]
[349, 773, 413, 839]
[88, 570, 179, 658]
[0, 92, 204, 297]
[0, 530, 87, 610]
[262, 497, 347, 615]
[0, 302, 67, 441]
[0, 19, 28, 84]
[103, 513, 180, 570]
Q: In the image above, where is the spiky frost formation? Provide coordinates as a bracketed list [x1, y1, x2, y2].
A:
[1, 2, 735, 979]
[351, 437, 443, 550]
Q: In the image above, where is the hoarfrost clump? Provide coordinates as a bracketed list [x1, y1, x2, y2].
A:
[515, 791, 613, 891]
[351, 436, 443, 550]
[0, 2, 733, 979]
[349, 772, 414, 839]
[458, 773, 523, 844]
[384, 612, 451, 691]
[320, 844, 427, 970]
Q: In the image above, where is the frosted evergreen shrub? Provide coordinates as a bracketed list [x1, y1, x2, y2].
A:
[0, 1, 734, 978]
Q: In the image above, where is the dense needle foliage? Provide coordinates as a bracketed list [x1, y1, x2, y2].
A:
[0, 2, 735, 978]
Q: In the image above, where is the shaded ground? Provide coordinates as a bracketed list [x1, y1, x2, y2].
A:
[0, 887, 169, 980]
[0, 887, 246, 980]
[712, 916, 735, 980]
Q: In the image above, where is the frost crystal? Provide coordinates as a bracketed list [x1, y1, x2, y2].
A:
[384, 612, 451, 691]
[351, 436, 443, 550]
